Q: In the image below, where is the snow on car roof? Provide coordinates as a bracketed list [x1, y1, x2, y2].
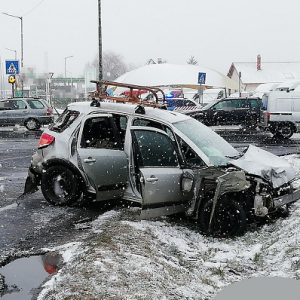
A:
[67, 101, 189, 124]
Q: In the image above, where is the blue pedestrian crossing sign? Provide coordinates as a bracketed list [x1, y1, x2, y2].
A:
[198, 72, 206, 85]
[5, 60, 20, 75]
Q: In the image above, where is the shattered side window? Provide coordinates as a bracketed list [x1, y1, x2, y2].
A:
[49, 109, 79, 133]
[81, 117, 122, 150]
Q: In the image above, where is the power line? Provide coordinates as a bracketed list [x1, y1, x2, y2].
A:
[22, 0, 47, 16]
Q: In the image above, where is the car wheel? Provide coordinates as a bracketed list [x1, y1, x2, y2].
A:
[275, 124, 294, 139]
[198, 198, 247, 237]
[41, 165, 82, 206]
[25, 118, 41, 131]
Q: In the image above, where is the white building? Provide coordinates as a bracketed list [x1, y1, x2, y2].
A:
[227, 55, 300, 91]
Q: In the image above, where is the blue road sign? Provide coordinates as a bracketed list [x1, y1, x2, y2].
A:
[5, 60, 20, 75]
[198, 72, 206, 85]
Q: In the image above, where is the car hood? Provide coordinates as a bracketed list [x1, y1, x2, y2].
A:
[230, 145, 297, 188]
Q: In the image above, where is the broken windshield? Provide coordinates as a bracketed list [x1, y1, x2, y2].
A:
[173, 118, 239, 166]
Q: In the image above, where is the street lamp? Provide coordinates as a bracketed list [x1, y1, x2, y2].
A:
[5, 48, 17, 60]
[64, 55, 73, 78]
[3, 12, 24, 96]
[2, 12, 23, 68]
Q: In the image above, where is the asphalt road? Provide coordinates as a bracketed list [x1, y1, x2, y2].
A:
[0, 130, 111, 266]
[0, 127, 299, 265]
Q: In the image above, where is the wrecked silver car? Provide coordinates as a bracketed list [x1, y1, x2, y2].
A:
[24, 81, 300, 236]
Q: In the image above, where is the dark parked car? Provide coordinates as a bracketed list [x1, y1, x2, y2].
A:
[0, 97, 54, 130]
[186, 97, 262, 128]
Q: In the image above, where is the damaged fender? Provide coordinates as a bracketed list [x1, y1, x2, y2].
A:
[23, 168, 39, 195]
[208, 171, 250, 230]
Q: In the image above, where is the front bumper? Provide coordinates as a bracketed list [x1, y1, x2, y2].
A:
[23, 167, 40, 195]
[273, 189, 300, 208]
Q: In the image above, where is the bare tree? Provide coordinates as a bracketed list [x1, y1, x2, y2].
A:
[187, 56, 198, 65]
[92, 51, 128, 80]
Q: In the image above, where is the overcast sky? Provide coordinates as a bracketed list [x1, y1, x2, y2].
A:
[1, 0, 300, 77]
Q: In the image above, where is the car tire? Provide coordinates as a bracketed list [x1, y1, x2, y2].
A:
[198, 197, 247, 237]
[41, 165, 82, 206]
[275, 124, 294, 139]
[25, 118, 41, 131]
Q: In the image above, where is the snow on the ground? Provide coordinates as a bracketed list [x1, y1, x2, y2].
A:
[37, 155, 300, 300]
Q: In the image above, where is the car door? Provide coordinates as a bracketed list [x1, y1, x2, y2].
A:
[131, 127, 192, 218]
[249, 98, 262, 120]
[0, 101, 10, 126]
[230, 99, 248, 124]
[77, 114, 128, 201]
[7, 99, 28, 125]
[210, 100, 233, 125]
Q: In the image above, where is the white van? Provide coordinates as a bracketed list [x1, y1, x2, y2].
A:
[260, 90, 300, 138]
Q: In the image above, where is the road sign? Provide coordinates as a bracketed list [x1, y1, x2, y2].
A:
[198, 72, 206, 85]
[5, 60, 20, 75]
[8, 75, 16, 84]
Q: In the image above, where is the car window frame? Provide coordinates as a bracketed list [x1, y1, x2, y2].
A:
[49, 109, 80, 133]
[78, 114, 124, 151]
[131, 126, 180, 168]
[26, 99, 45, 109]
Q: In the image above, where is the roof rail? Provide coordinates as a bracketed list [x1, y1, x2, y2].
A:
[89, 80, 167, 109]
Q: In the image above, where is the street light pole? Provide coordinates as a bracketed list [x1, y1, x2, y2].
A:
[2, 13, 23, 68]
[2, 12, 24, 96]
[64, 55, 73, 78]
[98, 0, 102, 81]
[20, 16, 24, 68]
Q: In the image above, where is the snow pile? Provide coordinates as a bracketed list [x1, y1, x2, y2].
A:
[37, 155, 300, 299]
[37, 203, 300, 299]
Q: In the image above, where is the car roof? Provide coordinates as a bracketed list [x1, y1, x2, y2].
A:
[67, 101, 189, 124]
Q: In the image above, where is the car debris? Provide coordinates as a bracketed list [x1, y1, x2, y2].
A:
[23, 81, 300, 236]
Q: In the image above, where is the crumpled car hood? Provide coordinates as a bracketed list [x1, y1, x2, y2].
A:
[230, 145, 297, 188]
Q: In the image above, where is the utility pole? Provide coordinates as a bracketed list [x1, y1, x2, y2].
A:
[98, 0, 103, 81]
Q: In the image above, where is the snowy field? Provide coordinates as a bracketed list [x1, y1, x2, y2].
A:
[36, 154, 300, 300]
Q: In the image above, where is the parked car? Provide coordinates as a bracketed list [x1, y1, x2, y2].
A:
[0, 97, 54, 130]
[259, 90, 300, 139]
[186, 97, 262, 128]
[24, 99, 300, 237]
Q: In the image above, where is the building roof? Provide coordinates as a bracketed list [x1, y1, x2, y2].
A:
[115, 63, 239, 90]
[228, 62, 300, 84]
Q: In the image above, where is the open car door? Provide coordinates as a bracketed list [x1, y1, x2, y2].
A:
[77, 114, 128, 201]
[131, 127, 193, 218]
